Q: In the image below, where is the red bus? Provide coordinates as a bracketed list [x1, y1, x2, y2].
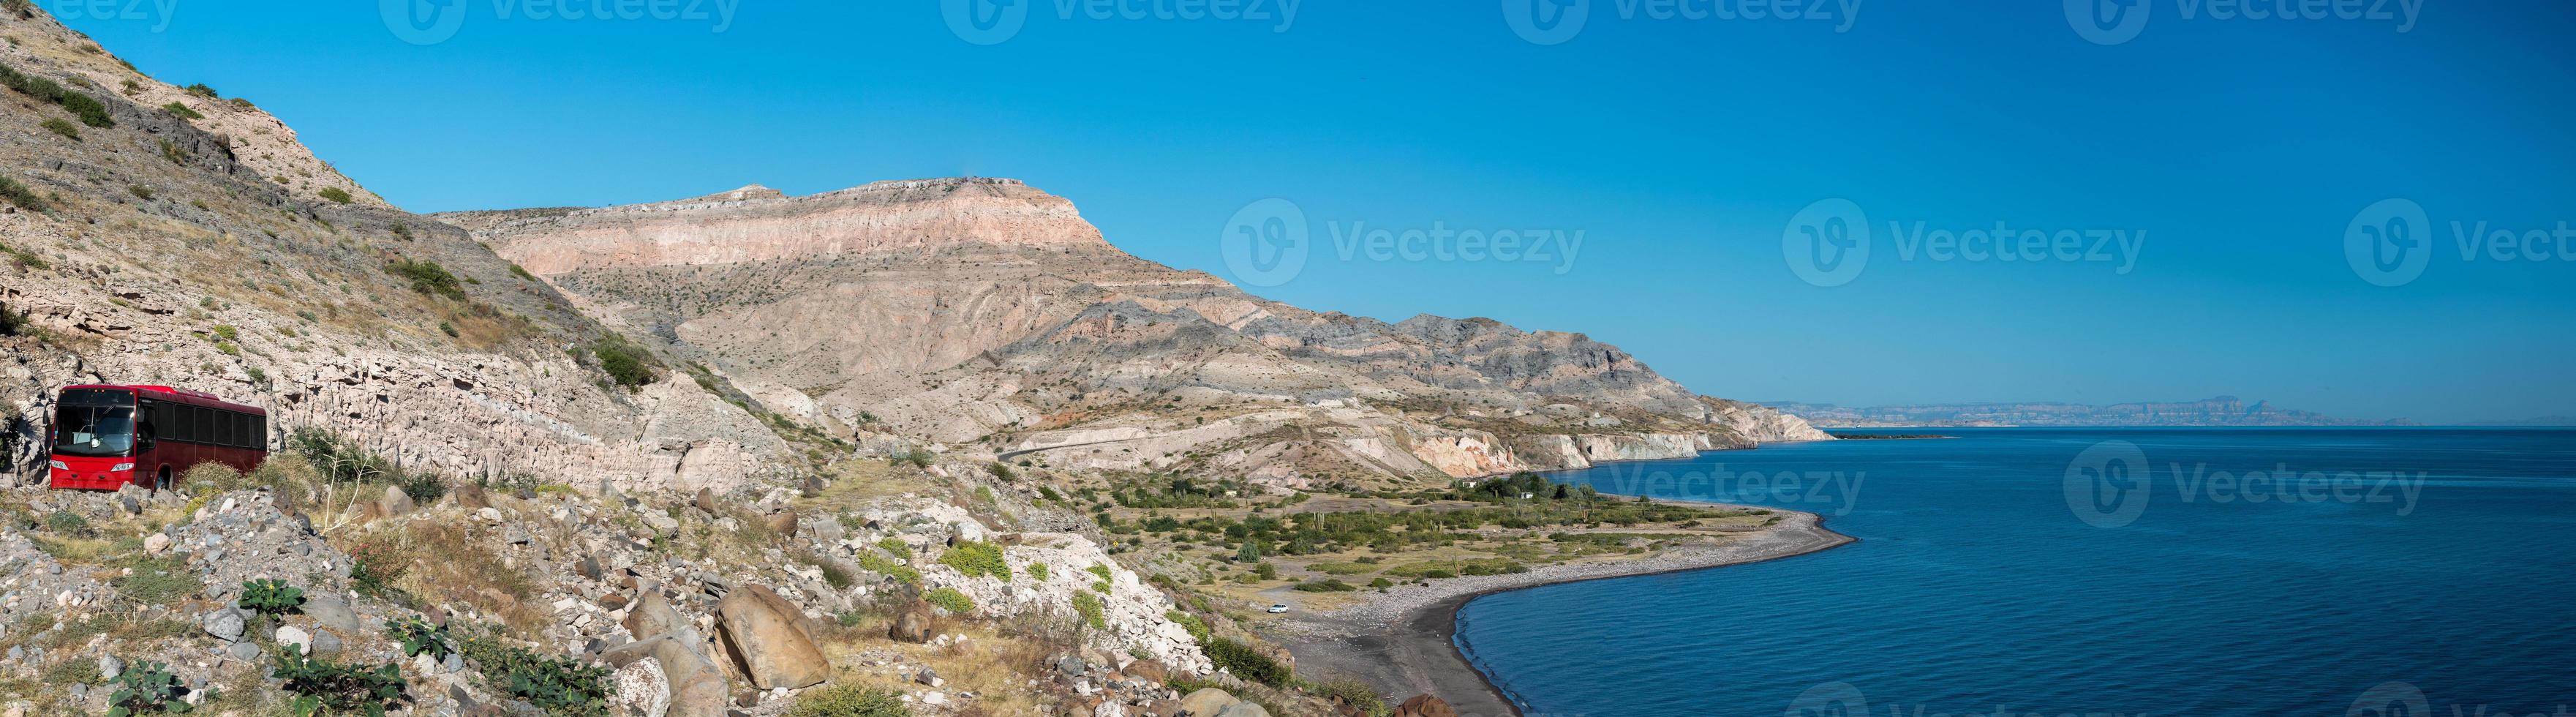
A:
[48, 385, 268, 492]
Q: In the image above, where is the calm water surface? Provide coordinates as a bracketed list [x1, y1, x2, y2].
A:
[1453, 428, 2576, 717]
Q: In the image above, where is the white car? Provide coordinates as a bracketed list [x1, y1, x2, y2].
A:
[1267, 604, 1290, 614]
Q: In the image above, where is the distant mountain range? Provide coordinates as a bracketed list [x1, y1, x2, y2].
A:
[1767, 397, 2413, 427]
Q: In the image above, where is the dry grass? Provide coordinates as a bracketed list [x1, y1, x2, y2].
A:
[813, 616, 1062, 717]
[367, 517, 545, 629]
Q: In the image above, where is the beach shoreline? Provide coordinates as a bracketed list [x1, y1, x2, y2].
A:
[1271, 501, 1854, 717]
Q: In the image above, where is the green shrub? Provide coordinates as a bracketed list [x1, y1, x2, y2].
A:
[161, 101, 203, 119]
[128, 184, 154, 200]
[105, 659, 189, 717]
[1072, 591, 1107, 630]
[240, 579, 305, 617]
[1293, 579, 1357, 593]
[0, 60, 114, 127]
[271, 650, 407, 716]
[874, 537, 911, 559]
[39, 116, 78, 140]
[0, 177, 46, 212]
[856, 552, 918, 585]
[184, 83, 218, 98]
[287, 427, 398, 485]
[589, 336, 657, 388]
[1164, 610, 1210, 643]
[922, 588, 973, 615]
[113, 556, 198, 605]
[388, 258, 464, 300]
[785, 683, 911, 717]
[318, 187, 353, 203]
[1025, 562, 1048, 582]
[1205, 638, 1290, 686]
[938, 541, 1010, 580]
[1085, 564, 1113, 582]
[43, 510, 88, 534]
[508, 263, 535, 280]
[439, 321, 458, 337]
[460, 635, 612, 716]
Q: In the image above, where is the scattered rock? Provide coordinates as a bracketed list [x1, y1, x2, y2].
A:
[888, 608, 932, 644]
[143, 533, 172, 556]
[201, 607, 246, 642]
[1178, 688, 1239, 717]
[693, 488, 719, 516]
[276, 626, 313, 656]
[374, 484, 415, 519]
[761, 511, 797, 538]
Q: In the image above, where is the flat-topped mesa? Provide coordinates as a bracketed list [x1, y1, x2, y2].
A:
[486, 177, 1112, 275]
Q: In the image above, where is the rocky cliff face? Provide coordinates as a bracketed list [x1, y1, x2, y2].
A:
[0, 10, 791, 491]
[452, 179, 1830, 487]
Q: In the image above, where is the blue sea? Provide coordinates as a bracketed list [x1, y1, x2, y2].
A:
[1453, 428, 2576, 717]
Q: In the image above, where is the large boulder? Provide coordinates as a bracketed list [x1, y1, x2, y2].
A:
[623, 591, 686, 641]
[600, 637, 727, 717]
[761, 511, 797, 538]
[1213, 704, 1270, 717]
[372, 484, 415, 519]
[1394, 695, 1457, 717]
[452, 483, 492, 511]
[609, 656, 672, 717]
[1178, 688, 1239, 716]
[712, 585, 828, 690]
[887, 607, 933, 644]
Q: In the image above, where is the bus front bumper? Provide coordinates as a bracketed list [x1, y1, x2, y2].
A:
[48, 460, 138, 491]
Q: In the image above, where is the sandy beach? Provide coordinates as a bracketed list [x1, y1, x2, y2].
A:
[1270, 505, 1854, 717]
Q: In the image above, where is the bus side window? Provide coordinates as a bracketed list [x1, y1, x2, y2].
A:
[188, 405, 209, 444]
[169, 405, 190, 444]
[252, 415, 268, 448]
[225, 411, 243, 448]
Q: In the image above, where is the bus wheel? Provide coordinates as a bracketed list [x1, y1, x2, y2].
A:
[155, 468, 173, 493]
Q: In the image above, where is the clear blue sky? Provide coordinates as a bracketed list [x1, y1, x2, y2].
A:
[60, 1, 2575, 424]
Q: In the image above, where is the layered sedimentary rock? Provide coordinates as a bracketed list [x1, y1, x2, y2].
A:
[450, 179, 1830, 487]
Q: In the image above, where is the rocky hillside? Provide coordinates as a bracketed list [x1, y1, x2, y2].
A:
[0, 10, 806, 491]
[445, 179, 1828, 489]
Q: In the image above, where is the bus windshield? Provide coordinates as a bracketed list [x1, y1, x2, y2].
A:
[53, 390, 137, 458]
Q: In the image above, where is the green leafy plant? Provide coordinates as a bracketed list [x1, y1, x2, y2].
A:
[1025, 562, 1048, 582]
[1164, 610, 1210, 643]
[40, 116, 78, 140]
[938, 541, 1010, 580]
[922, 588, 973, 615]
[272, 650, 407, 716]
[874, 537, 911, 559]
[318, 187, 354, 203]
[385, 617, 453, 661]
[105, 659, 192, 716]
[161, 101, 203, 119]
[587, 335, 658, 388]
[240, 579, 306, 617]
